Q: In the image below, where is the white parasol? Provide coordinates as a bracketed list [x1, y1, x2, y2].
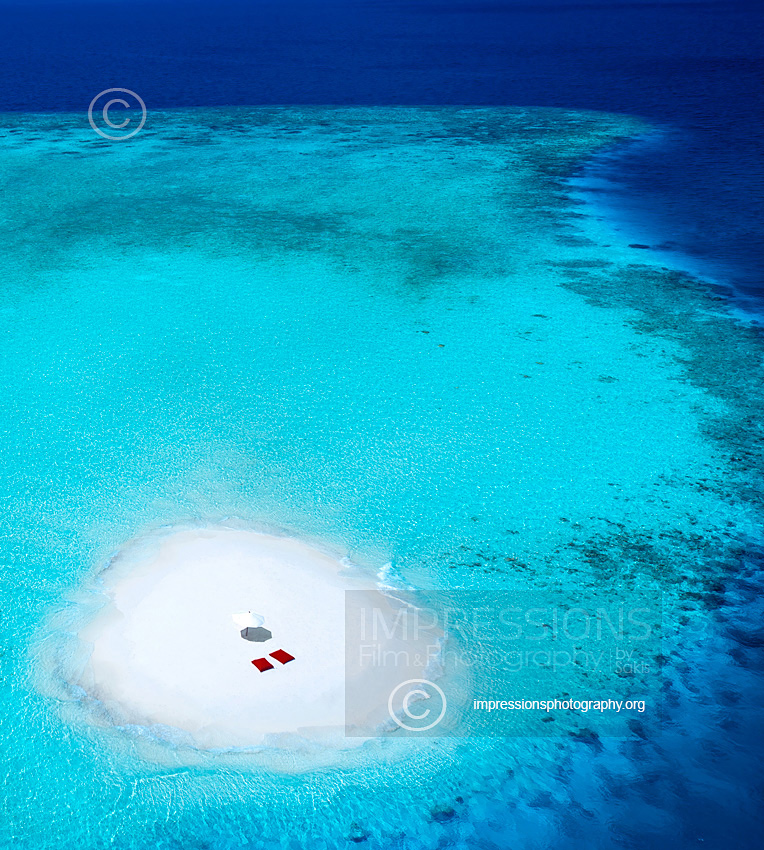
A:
[232, 611, 265, 629]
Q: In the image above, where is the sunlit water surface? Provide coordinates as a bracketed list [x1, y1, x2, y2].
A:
[0, 108, 762, 849]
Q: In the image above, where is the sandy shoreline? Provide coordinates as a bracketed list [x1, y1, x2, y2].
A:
[69, 526, 436, 750]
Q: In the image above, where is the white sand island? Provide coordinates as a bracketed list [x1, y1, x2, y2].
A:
[71, 526, 438, 751]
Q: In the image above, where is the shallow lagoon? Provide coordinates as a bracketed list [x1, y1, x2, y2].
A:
[0, 108, 762, 848]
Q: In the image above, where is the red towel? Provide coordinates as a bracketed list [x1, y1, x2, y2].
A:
[269, 649, 295, 665]
[251, 657, 274, 672]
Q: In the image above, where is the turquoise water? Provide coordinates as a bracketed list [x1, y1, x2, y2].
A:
[1, 108, 762, 847]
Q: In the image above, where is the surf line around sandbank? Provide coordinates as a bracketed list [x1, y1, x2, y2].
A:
[34, 521, 446, 767]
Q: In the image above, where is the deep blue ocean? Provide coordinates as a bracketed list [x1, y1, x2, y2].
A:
[2, 0, 763, 303]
